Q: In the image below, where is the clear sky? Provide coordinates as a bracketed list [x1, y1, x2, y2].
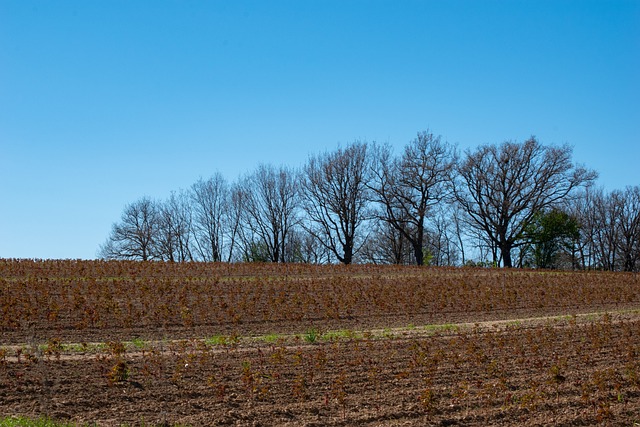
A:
[1, 0, 639, 260]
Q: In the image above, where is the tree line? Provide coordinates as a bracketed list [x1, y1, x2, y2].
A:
[99, 132, 640, 271]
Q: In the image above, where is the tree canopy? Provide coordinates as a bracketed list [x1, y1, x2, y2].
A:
[100, 133, 640, 271]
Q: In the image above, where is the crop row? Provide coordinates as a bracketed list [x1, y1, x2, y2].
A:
[1, 315, 638, 425]
[2, 260, 639, 343]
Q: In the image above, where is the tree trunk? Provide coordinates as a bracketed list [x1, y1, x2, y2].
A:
[413, 243, 424, 266]
[342, 245, 353, 265]
[501, 242, 513, 268]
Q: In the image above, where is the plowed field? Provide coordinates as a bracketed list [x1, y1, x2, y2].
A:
[1, 260, 639, 426]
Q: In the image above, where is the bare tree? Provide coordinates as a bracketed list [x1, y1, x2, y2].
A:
[590, 188, 622, 270]
[156, 190, 194, 262]
[227, 181, 248, 262]
[567, 190, 596, 269]
[425, 208, 461, 266]
[616, 186, 640, 272]
[454, 137, 597, 267]
[451, 204, 468, 265]
[302, 142, 371, 264]
[190, 174, 229, 262]
[370, 131, 455, 265]
[285, 227, 332, 264]
[361, 215, 414, 264]
[239, 164, 300, 262]
[98, 197, 159, 261]
[580, 186, 640, 271]
[362, 206, 460, 266]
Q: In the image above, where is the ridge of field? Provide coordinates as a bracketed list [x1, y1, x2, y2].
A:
[2, 259, 639, 344]
[2, 309, 639, 363]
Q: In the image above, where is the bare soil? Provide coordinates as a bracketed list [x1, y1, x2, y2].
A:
[2, 261, 640, 426]
[2, 313, 639, 426]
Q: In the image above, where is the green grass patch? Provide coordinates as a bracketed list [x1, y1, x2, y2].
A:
[0, 416, 89, 427]
[204, 335, 239, 346]
[303, 327, 320, 343]
[261, 333, 282, 343]
[204, 335, 227, 346]
[129, 337, 147, 350]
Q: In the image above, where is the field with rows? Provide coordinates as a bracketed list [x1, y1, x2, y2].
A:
[1, 260, 639, 426]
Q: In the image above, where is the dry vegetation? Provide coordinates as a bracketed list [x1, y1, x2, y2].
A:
[1, 260, 639, 426]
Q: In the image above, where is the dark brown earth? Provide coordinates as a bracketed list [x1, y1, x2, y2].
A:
[2, 313, 639, 426]
[1, 261, 640, 425]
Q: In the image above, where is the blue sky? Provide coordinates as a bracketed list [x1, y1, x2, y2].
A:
[1, 0, 639, 259]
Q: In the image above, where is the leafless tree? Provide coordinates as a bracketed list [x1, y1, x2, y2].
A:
[237, 164, 300, 262]
[578, 186, 640, 271]
[425, 208, 461, 266]
[453, 137, 597, 267]
[301, 142, 371, 264]
[98, 197, 159, 261]
[285, 227, 332, 264]
[362, 206, 460, 266]
[566, 190, 596, 269]
[190, 174, 229, 262]
[370, 131, 456, 265]
[156, 190, 194, 262]
[615, 186, 640, 272]
[450, 204, 468, 265]
[590, 188, 622, 270]
[227, 181, 247, 262]
[361, 214, 414, 264]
